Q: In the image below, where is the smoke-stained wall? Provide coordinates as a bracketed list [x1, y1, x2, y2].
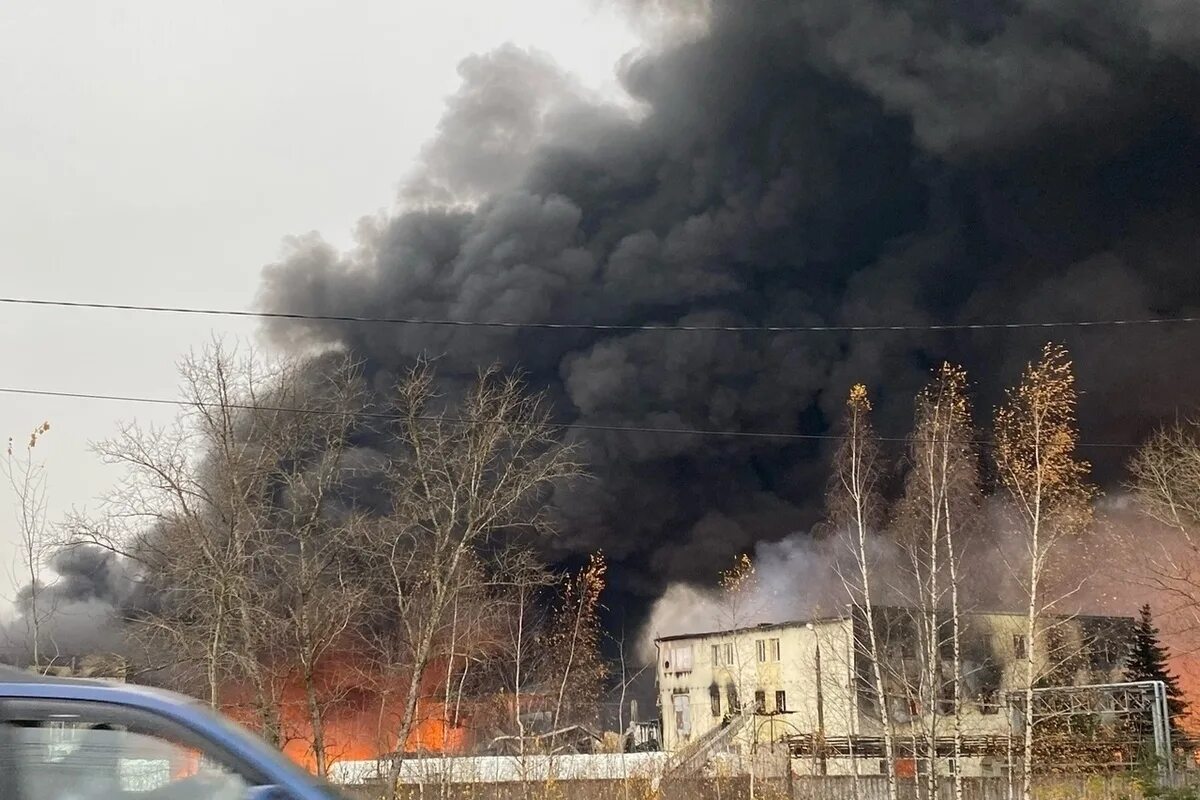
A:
[259, 0, 1200, 615]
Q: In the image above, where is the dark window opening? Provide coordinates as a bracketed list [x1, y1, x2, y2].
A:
[978, 688, 1000, 715]
[775, 691, 787, 713]
[1013, 634, 1026, 660]
[709, 685, 721, 717]
[754, 690, 766, 714]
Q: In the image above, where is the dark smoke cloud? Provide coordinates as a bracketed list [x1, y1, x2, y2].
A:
[260, 0, 1200, 615]
[1, 546, 141, 664]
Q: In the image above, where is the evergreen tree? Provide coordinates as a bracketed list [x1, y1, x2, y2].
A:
[1124, 604, 1188, 741]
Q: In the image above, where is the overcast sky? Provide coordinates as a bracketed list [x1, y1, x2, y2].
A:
[0, 0, 639, 611]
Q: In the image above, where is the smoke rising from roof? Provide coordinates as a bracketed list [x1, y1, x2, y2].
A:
[259, 0, 1200, 615]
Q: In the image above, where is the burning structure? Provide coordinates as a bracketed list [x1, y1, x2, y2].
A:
[655, 607, 1135, 777]
[4, 0, 1200, 786]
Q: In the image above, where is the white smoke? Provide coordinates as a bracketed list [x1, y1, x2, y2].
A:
[637, 529, 903, 660]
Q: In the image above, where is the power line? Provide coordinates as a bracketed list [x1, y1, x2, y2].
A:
[2, 296, 1199, 334]
[0, 385, 1140, 449]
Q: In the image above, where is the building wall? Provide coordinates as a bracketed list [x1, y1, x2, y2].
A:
[657, 619, 857, 751]
[655, 609, 1132, 763]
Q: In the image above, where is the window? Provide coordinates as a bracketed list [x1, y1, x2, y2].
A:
[669, 645, 693, 672]
[709, 685, 722, 717]
[754, 690, 766, 713]
[978, 688, 1000, 715]
[1013, 634, 1027, 660]
[728, 684, 741, 714]
[775, 690, 787, 712]
[1090, 635, 1118, 669]
[756, 638, 781, 662]
[712, 643, 736, 666]
[672, 694, 691, 737]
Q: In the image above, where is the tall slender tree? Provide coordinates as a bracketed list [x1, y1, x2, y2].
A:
[547, 551, 609, 732]
[3, 422, 53, 669]
[993, 343, 1094, 800]
[896, 363, 978, 800]
[828, 384, 897, 800]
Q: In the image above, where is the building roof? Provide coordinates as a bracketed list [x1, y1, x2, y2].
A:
[652, 606, 1133, 644]
[654, 614, 849, 644]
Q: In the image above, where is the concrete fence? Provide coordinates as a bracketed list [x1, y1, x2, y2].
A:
[340, 772, 1196, 800]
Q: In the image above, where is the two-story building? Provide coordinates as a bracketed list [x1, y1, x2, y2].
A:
[655, 606, 1132, 775]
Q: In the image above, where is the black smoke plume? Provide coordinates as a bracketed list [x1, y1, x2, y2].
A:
[259, 0, 1200, 616]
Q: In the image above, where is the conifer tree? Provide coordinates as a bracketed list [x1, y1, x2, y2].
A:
[1124, 604, 1188, 739]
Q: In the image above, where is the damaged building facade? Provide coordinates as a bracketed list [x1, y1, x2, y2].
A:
[655, 606, 1133, 777]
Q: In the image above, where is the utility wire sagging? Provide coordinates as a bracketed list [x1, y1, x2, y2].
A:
[2, 296, 1199, 333]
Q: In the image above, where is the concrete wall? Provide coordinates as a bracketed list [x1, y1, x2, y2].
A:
[657, 619, 855, 751]
[655, 609, 1132, 759]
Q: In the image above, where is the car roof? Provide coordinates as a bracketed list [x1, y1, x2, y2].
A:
[0, 664, 204, 710]
[0, 664, 337, 799]
[0, 665, 102, 686]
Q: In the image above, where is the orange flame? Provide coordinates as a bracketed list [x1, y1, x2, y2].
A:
[220, 657, 504, 773]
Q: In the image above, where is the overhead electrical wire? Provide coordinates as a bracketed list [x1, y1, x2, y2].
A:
[0, 295, 1170, 449]
[2, 296, 1198, 333]
[0, 385, 1141, 449]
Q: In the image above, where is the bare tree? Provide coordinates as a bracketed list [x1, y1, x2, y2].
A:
[712, 553, 765, 797]
[3, 421, 54, 668]
[827, 384, 897, 800]
[1128, 418, 1200, 540]
[471, 544, 557, 771]
[262, 363, 368, 775]
[69, 342, 367, 747]
[352, 362, 582, 797]
[1126, 419, 1200, 656]
[547, 552, 609, 733]
[993, 343, 1094, 800]
[895, 363, 979, 800]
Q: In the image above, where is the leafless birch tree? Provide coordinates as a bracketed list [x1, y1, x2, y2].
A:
[896, 363, 978, 800]
[828, 384, 897, 800]
[3, 421, 54, 668]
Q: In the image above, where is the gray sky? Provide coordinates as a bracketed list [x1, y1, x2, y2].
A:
[0, 0, 638, 612]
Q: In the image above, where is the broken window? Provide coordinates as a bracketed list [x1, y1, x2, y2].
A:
[775, 691, 787, 713]
[709, 684, 721, 717]
[978, 687, 1000, 715]
[1013, 634, 1026, 660]
[728, 684, 741, 714]
[754, 690, 766, 713]
[672, 694, 691, 737]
